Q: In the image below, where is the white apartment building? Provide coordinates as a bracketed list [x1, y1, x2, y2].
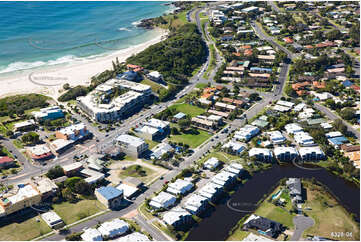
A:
[97, 218, 129, 239]
[273, 147, 299, 161]
[116, 134, 148, 158]
[285, 123, 303, 135]
[162, 207, 192, 228]
[149, 192, 176, 209]
[298, 146, 325, 161]
[267, 131, 286, 144]
[234, 125, 260, 142]
[166, 179, 194, 196]
[249, 148, 273, 162]
[294, 132, 315, 146]
[77, 78, 151, 123]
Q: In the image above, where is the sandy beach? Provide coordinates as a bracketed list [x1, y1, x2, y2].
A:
[0, 28, 168, 100]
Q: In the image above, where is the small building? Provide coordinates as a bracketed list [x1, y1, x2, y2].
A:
[163, 207, 193, 228]
[27, 144, 53, 161]
[49, 139, 73, 154]
[80, 168, 105, 184]
[285, 123, 303, 135]
[0, 156, 15, 168]
[166, 179, 194, 196]
[149, 191, 176, 209]
[41, 210, 64, 229]
[147, 71, 163, 82]
[31, 177, 58, 199]
[116, 183, 139, 200]
[13, 120, 36, 132]
[95, 186, 124, 209]
[81, 228, 103, 241]
[211, 170, 237, 187]
[55, 123, 89, 141]
[62, 162, 83, 176]
[294, 132, 315, 147]
[251, 119, 269, 128]
[203, 157, 221, 170]
[98, 218, 129, 239]
[116, 134, 148, 158]
[249, 148, 273, 162]
[32, 106, 64, 121]
[267, 131, 286, 144]
[173, 112, 186, 122]
[151, 143, 173, 160]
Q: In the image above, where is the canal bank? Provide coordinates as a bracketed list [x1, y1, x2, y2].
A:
[186, 164, 360, 241]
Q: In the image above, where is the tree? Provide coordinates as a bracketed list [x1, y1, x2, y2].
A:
[61, 187, 77, 202]
[249, 93, 259, 102]
[74, 180, 92, 195]
[341, 108, 355, 121]
[21, 132, 39, 145]
[6, 130, 13, 137]
[334, 119, 348, 135]
[63, 83, 70, 90]
[46, 165, 65, 179]
[178, 119, 191, 132]
[64, 177, 82, 192]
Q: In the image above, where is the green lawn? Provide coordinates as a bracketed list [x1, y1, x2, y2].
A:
[198, 151, 241, 165]
[227, 230, 250, 241]
[253, 185, 296, 229]
[195, 83, 208, 89]
[0, 213, 51, 241]
[169, 129, 211, 148]
[13, 139, 24, 149]
[169, 103, 205, 117]
[141, 78, 166, 94]
[302, 181, 360, 241]
[52, 199, 106, 225]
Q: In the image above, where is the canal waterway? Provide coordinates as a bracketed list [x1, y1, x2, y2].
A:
[186, 164, 360, 241]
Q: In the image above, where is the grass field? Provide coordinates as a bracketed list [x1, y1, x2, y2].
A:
[195, 83, 208, 89]
[255, 201, 295, 229]
[118, 164, 154, 180]
[52, 199, 106, 225]
[0, 212, 51, 241]
[169, 129, 211, 148]
[227, 230, 250, 241]
[169, 103, 205, 117]
[198, 151, 241, 166]
[302, 181, 360, 240]
[141, 78, 166, 94]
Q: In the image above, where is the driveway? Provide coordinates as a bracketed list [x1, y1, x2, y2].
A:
[291, 215, 315, 241]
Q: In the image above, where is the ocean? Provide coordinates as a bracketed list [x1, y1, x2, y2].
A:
[0, 1, 172, 74]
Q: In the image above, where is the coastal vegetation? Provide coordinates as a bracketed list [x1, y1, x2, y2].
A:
[58, 85, 90, 102]
[0, 94, 49, 117]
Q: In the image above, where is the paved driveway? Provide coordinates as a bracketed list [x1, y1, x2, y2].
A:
[291, 215, 315, 241]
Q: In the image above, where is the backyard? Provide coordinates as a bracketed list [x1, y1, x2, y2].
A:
[51, 199, 106, 225]
[140, 78, 166, 94]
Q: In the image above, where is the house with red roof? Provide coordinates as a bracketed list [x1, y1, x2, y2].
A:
[0, 156, 15, 168]
[283, 37, 293, 44]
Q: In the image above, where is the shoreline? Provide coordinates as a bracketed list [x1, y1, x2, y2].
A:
[0, 28, 169, 100]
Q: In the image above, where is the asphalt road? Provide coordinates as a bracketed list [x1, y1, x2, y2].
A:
[314, 103, 360, 139]
[291, 215, 315, 241]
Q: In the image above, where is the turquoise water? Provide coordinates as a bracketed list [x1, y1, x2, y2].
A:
[0, 1, 172, 74]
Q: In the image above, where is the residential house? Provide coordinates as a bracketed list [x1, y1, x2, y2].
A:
[184, 194, 209, 215]
[203, 157, 221, 170]
[243, 214, 284, 238]
[98, 219, 129, 239]
[222, 141, 246, 155]
[234, 125, 260, 142]
[81, 228, 103, 241]
[267, 131, 286, 144]
[286, 178, 303, 203]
